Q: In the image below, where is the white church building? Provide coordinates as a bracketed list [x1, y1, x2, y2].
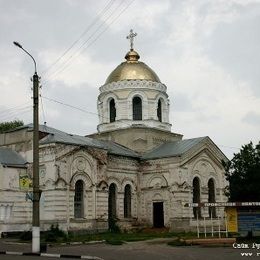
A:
[0, 32, 228, 234]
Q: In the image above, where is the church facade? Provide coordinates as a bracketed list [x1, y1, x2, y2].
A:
[0, 32, 228, 234]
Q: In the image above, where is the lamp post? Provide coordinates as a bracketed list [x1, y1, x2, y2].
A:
[13, 41, 40, 253]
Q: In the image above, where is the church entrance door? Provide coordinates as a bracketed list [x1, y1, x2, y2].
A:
[153, 202, 164, 228]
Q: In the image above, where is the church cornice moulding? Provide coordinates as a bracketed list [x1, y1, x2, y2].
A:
[99, 80, 167, 93]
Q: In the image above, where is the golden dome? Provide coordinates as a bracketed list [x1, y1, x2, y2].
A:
[105, 49, 161, 84]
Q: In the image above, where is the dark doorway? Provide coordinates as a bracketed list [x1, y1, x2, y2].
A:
[153, 202, 164, 228]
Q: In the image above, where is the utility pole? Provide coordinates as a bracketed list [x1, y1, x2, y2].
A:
[13, 41, 40, 253]
[32, 71, 40, 253]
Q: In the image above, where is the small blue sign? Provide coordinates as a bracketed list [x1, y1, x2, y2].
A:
[238, 213, 260, 232]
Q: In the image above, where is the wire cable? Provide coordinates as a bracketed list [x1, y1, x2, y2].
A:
[39, 90, 47, 125]
[0, 106, 32, 122]
[0, 102, 31, 115]
[42, 0, 135, 84]
[42, 0, 116, 76]
[41, 96, 243, 152]
[42, 0, 126, 83]
[41, 95, 134, 128]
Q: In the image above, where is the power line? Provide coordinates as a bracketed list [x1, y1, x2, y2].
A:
[0, 106, 31, 119]
[42, 0, 135, 84]
[42, 96, 99, 116]
[218, 145, 240, 150]
[0, 102, 31, 115]
[39, 90, 47, 125]
[41, 95, 134, 128]
[0, 106, 32, 122]
[42, 96, 243, 152]
[42, 0, 126, 83]
[42, 0, 116, 76]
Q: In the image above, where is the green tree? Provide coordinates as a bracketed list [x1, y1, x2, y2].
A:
[224, 141, 260, 202]
[0, 120, 24, 133]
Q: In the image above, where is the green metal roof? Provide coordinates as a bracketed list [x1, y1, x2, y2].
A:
[142, 137, 207, 160]
[0, 147, 27, 167]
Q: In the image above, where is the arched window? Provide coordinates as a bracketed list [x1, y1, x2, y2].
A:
[74, 180, 84, 218]
[208, 178, 216, 218]
[124, 184, 131, 218]
[157, 99, 162, 122]
[108, 183, 117, 220]
[133, 96, 142, 120]
[109, 99, 116, 123]
[193, 177, 201, 218]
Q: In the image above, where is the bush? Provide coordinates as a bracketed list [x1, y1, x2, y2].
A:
[106, 239, 124, 245]
[108, 218, 120, 233]
[20, 231, 32, 241]
[44, 224, 67, 242]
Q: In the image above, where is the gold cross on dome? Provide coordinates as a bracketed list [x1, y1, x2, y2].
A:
[126, 29, 137, 50]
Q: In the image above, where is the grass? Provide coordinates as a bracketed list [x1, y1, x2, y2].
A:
[65, 230, 198, 245]
[18, 226, 198, 246]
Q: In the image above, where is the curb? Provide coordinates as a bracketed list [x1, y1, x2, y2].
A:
[184, 238, 236, 245]
[58, 240, 106, 246]
[0, 251, 104, 259]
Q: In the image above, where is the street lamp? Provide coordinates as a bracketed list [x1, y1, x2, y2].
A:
[13, 41, 40, 253]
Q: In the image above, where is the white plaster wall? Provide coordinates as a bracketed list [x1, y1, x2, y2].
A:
[97, 80, 171, 132]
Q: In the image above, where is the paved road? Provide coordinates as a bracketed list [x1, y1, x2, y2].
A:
[1, 239, 260, 260]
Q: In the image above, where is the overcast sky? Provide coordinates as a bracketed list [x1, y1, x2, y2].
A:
[1, 0, 260, 159]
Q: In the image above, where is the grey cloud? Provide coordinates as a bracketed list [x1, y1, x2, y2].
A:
[1, 0, 260, 159]
[204, 3, 260, 96]
[169, 91, 193, 112]
[243, 111, 260, 126]
[41, 80, 99, 135]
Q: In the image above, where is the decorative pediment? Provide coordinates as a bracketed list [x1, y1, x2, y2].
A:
[97, 180, 108, 191]
[172, 181, 190, 191]
[70, 172, 93, 189]
[45, 178, 55, 188]
[86, 147, 107, 165]
[181, 141, 227, 170]
[152, 193, 163, 201]
[71, 153, 93, 176]
[133, 138, 147, 145]
[55, 178, 67, 188]
[147, 175, 168, 189]
[121, 177, 136, 191]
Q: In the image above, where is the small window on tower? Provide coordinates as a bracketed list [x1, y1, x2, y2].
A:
[133, 96, 142, 120]
[109, 99, 116, 122]
[157, 99, 162, 122]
